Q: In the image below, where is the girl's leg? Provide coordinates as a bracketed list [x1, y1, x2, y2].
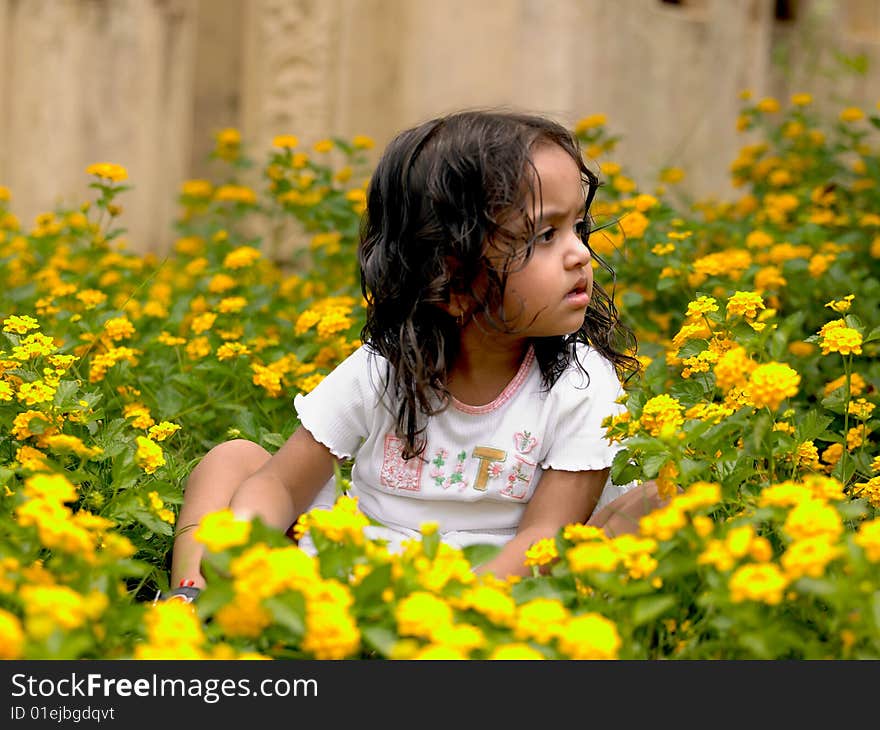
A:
[585, 480, 671, 538]
[170, 439, 272, 588]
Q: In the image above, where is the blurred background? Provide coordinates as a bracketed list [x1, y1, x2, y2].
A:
[0, 0, 878, 255]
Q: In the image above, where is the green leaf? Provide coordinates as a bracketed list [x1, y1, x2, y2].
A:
[611, 449, 641, 486]
[361, 625, 399, 657]
[675, 339, 709, 360]
[462, 543, 501, 569]
[264, 593, 306, 637]
[738, 632, 773, 659]
[352, 563, 392, 606]
[642, 451, 671, 479]
[260, 431, 286, 449]
[510, 577, 570, 604]
[862, 325, 880, 344]
[871, 592, 880, 631]
[795, 411, 833, 443]
[670, 379, 705, 404]
[631, 594, 677, 626]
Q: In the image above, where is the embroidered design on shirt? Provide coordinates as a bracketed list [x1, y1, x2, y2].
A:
[513, 430, 538, 454]
[429, 447, 468, 490]
[471, 446, 507, 491]
[380, 434, 423, 491]
[501, 455, 536, 500]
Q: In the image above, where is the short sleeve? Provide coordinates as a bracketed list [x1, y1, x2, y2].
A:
[292, 345, 380, 459]
[540, 346, 626, 472]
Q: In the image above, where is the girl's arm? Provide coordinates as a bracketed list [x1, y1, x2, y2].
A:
[475, 467, 608, 579]
[228, 426, 338, 531]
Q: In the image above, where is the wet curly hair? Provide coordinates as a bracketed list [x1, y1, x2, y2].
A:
[359, 109, 639, 459]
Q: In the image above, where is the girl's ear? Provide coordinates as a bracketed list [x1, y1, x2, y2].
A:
[439, 293, 470, 319]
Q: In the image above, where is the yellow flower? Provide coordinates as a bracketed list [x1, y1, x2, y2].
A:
[16, 380, 56, 406]
[839, 107, 864, 123]
[726, 291, 765, 320]
[3, 314, 40, 334]
[148, 421, 181, 441]
[659, 167, 685, 184]
[85, 162, 128, 182]
[756, 97, 780, 113]
[489, 643, 545, 660]
[790, 93, 812, 106]
[135, 436, 165, 474]
[396, 592, 454, 640]
[352, 135, 375, 149]
[180, 179, 213, 198]
[313, 139, 334, 153]
[818, 320, 862, 356]
[430, 623, 485, 654]
[639, 394, 684, 437]
[574, 114, 607, 133]
[214, 185, 257, 205]
[685, 296, 719, 319]
[454, 585, 516, 627]
[216, 342, 251, 361]
[567, 541, 621, 573]
[783, 499, 843, 542]
[273, 134, 300, 149]
[223, 246, 262, 269]
[43, 434, 102, 459]
[123, 403, 155, 430]
[656, 461, 679, 500]
[194, 508, 252, 552]
[781, 536, 841, 580]
[76, 289, 108, 309]
[302, 583, 361, 660]
[854, 519, 880, 561]
[514, 599, 569, 643]
[217, 296, 248, 314]
[729, 563, 787, 605]
[557, 613, 621, 659]
[216, 594, 272, 638]
[524, 537, 558, 567]
[0, 609, 25, 659]
[135, 600, 205, 659]
[746, 362, 800, 411]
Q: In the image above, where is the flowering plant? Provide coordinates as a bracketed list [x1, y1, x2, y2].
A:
[0, 95, 878, 659]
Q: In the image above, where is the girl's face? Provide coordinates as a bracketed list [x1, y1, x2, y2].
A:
[497, 143, 593, 337]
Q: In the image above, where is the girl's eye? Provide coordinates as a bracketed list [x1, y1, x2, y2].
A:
[536, 228, 556, 244]
[575, 219, 591, 238]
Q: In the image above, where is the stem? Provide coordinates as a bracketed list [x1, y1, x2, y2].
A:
[767, 407, 776, 482]
[840, 355, 852, 486]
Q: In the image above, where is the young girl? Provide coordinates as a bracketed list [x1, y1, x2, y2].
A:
[165, 110, 663, 602]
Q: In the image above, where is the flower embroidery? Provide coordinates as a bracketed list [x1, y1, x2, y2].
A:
[380, 434, 423, 491]
[430, 447, 469, 490]
[501, 455, 536, 500]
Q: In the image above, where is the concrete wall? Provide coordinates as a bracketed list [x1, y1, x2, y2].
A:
[0, 0, 878, 255]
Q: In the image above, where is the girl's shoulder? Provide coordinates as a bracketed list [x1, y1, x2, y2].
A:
[557, 342, 622, 392]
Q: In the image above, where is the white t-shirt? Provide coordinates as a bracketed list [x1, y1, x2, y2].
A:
[293, 342, 633, 551]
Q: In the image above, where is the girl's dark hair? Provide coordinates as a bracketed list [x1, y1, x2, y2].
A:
[359, 109, 639, 459]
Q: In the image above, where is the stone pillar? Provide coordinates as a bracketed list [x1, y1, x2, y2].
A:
[240, 0, 343, 152]
[0, 0, 197, 254]
[190, 0, 244, 179]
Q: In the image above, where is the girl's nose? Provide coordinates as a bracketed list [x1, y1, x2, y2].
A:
[565, 229, 591, 268]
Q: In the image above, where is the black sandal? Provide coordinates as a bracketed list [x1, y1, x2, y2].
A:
[153, 579, 202, 604]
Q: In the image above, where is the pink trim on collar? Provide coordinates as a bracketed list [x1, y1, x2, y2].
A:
[450, 346, 536, 414]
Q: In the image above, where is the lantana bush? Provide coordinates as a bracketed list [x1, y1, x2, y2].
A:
[1, 95, 878, 659]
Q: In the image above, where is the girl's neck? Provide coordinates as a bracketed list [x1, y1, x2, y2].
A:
[446, 326, 530, 407]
